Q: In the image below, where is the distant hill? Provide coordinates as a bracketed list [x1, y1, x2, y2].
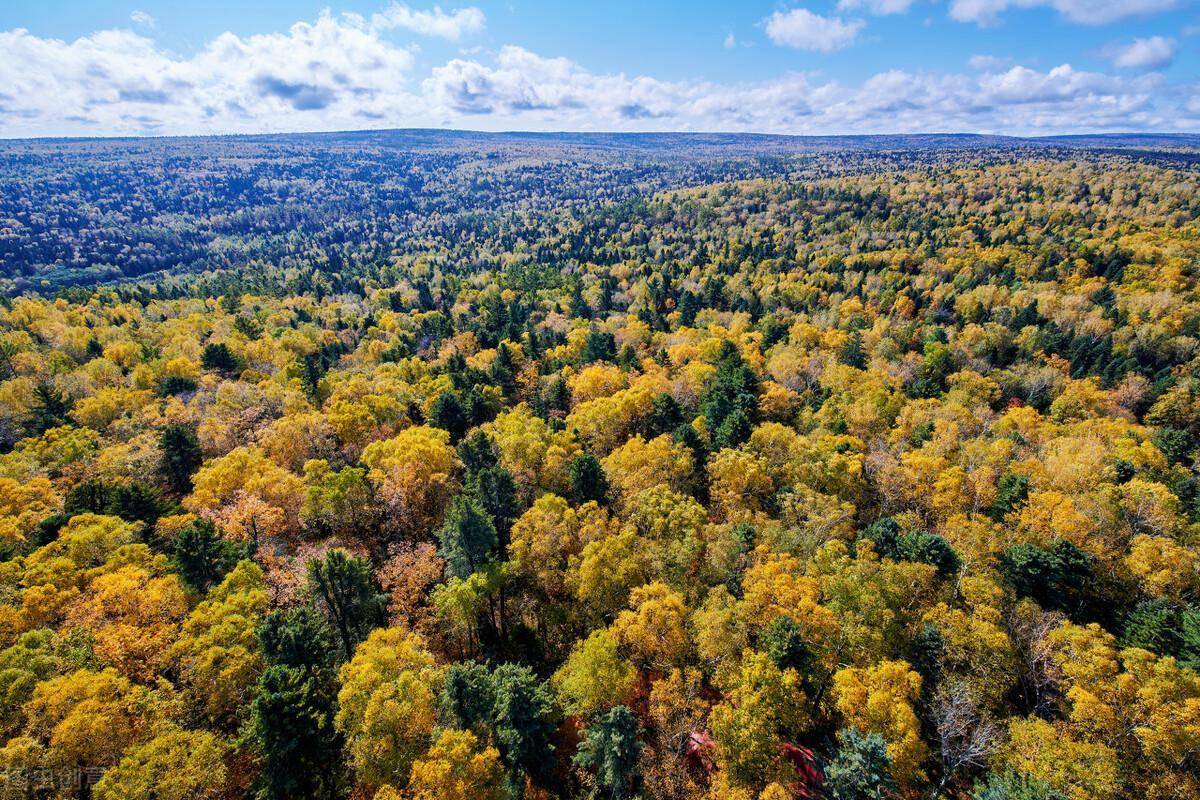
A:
[2, 128, 1198, 293]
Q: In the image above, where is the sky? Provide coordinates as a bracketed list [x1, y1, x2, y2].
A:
[0, 0, 1198, 138]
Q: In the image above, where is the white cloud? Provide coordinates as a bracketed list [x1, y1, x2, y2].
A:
[371, 4, 485, 40]
[765, 8, 865, 52]
[724, 32, 737, 49]
[837, 0, 916, 15]
[129, 10, 155, 28]
[0, 12, 1192, 138]
[1107, 36, 1175, 70]
[0, 13, 416, 135]
[969, 54, 1012, 70]
[949, 0, 1178, 25]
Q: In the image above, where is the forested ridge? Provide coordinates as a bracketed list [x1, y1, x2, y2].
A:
[0, 133, 1199, 800]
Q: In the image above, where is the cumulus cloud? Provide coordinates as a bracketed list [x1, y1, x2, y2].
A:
[0, 13, 416, 135]
[765, 8, 865, 52]
[1106, 36, 1176, 70]
[371, 4, 485, 40]
[949, 0, 1178, 25]
[130, 10, 156, 28]
[0, 11, 1193, 138]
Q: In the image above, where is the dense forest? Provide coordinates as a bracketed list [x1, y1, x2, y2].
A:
[1, 131, 1200, 800]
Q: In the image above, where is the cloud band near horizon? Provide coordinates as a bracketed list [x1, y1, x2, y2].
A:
[0, 7, 1195, 139]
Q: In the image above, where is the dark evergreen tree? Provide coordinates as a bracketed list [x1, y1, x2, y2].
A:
[998, 539, 1094, 616]
[437, 494, 500, 579]
[643, 392, 683, 439]
[569, 453, 609, 506]
[431, 390, 470, 443]
[171, 519, 245, 593]
[258, 606, 338, 672]
[306, 550, 388, 662]
[200, 342, 241, 374]
[458, 430, 501, 475]
[28, 383, 72, 434]
[582, 329, 617, 364]
[839, 329, 867, 368]
[490, 663, 558, 793]
[824, 728, 896, 800]
[467, 465, 520, 549]
[701, 341, 759, 449]
[573, 706, 643, 800]
[159, 422, 203, 494]
[247, 665, 345, 800]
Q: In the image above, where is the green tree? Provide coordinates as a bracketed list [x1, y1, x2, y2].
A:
[438, 494, 500, 579]
[569, 453, 609, 506]
[702, 341, 759, 449]
[971, 770, 1068, 800]
[171, 520, 245, 594]
[247, 665, 344, 800]
[998, 539, 1093, 616]
[28, 382, 72, 434]
[306, 550, 388, 662]
[824, 727, 896, 800]
[200, 342, 241, 374]
[582, 329, 617, 364]
[467, 464, 519, 547]
[258, 606, 337, 672]
[159, 423, 203, 494]
[573, 705, 642, 800]
[490, 663, 557, 793]
[433, 391, 470, 443]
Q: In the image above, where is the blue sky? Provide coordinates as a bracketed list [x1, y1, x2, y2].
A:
[1, 0, 1197, 137]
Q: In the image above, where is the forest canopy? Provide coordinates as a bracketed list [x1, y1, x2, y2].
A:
[1, 132, 1199, 800]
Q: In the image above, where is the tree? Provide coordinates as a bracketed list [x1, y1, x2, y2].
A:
[553, 630, 638, 718]
[489, 663, 558, 793]
[702, 341, 759, 449]
[28, 383, 72, 434]
[408, 729, 506, 800]
[301, 460, 378, 543]
[93, 728, 227, 800]
[258, 605, 337, 672]
[583, 329, 617, 363]
[307, 549, 388, 661]
[432, 391, 470, 443]
[709, 649, 807, 789]
[573, 705, 643, 800]
[248, 664, 345, 800]
[170, 519, 245, 594]
[759, 615, 818, 677]
[438, 494, 500, 579]
[335, 627, 441, 788]
[972, 771, 1068, 800]
[466, 464, 519, 548]
[643, 392, 683, 439]
[998, 540, 1093, 616]
[441, 660, 497, 734]
[200, 342, 240, 374]
[839, 330, 867, 369]
[569, 453, 609, 505]
[19, 668, 147, 782]
[895, 530, 961, 577]
[930, 681, 1002, 791]
[361, 426, 458, 538]
[832, 660, 927, 787]
[159, 423, 203, 494]
[824, 727, 896, 800]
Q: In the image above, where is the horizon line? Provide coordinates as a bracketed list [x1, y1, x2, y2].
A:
[3, 126, 1200, 145]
